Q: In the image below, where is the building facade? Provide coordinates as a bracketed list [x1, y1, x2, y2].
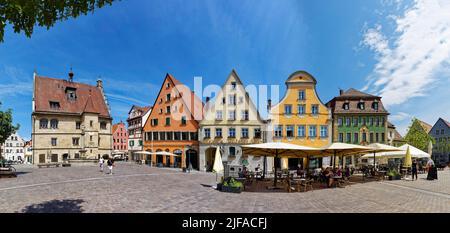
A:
[326, 88, 389, 146]
[199, 70, 268, 172]
[326, 88, 389, 166]
[1, 133, 25, 162]
[143, 74, 203, 169]
[112, 121, 128, 152]
[127, 105, 151, 161]
[429, 118, 450, 165]
[32, 72, 113, 164]
[268, 71, 331, 169]
[24, 140, 33, 164]
[387, 121, 405, 147]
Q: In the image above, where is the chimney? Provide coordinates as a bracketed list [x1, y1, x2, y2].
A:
[68, 69, 74, 82]
[339, 89, 344, 96]
[97, 79, 103, 89]
[267, 99, 272, 111]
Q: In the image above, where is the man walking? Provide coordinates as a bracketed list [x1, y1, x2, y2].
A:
[107, 158, 114, 175]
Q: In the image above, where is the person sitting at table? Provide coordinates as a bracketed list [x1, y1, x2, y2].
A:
[296, 164, 303, 177]
[335, 168, 342, 177]
[344, 167, 351, 178]
[243, 165, 249, 177]
[323, 167, 334, 188]
[254, 164, 261, 178]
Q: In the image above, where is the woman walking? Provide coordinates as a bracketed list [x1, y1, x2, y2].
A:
[411, 159, 418, 180]
[99, 157, 104, 173]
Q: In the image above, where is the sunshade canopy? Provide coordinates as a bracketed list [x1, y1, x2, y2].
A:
[242, 142, 323, 157]
[361, 144, 430, 159]
[134, 151, 179, 156]
[134, 151, 153, 155]
[366, 143, 404, 153]
[212, 147, 224, 173]
[319, 142, 372, 156]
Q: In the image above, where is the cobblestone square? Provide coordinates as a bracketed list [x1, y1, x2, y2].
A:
[0, 163, 449, 213]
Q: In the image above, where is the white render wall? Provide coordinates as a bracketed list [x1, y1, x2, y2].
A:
[1, 133, 25, 162]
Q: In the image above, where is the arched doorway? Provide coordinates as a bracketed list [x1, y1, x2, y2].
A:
[185, 149, 199, 170]
[146, 149, 152, 165]
[156, 149, 163, 166]
[165, 149, 171, 167]
[174, 149, 182, 168]
[205, 147, 216, 172]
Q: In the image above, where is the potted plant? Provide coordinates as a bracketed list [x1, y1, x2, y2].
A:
[387, 169, 401, 180]
[220, 177, 243, 193]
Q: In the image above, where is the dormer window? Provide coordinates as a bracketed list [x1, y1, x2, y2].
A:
[343, 103, 349, 110]
[65, 87, 77, 101]
[49, 101, 60, 109]
[357, 101, 365, 110]
[372, 102, 379, 110]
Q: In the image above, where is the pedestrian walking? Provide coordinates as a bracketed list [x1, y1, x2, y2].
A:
[411, 159, 418, 180]
[99, 157, 104, 172]
[107, 158, 114, 175]
[426, 159, 437, 180]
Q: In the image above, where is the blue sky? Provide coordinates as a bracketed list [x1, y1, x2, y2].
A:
[1, 0, 450, 140]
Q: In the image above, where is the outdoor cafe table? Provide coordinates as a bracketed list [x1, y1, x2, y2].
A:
[376, 170, 387, 180]
[290, 177, 305, 192]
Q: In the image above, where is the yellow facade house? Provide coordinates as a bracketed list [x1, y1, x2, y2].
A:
[268, 71, 332, 169]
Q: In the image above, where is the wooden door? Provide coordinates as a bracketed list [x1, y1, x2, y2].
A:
[39, 154, 45, 163]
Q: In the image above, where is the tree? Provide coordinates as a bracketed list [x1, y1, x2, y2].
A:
[0, 0, 116, 42]
[0, 102, 20, 160]
[404, 118, 435, 152]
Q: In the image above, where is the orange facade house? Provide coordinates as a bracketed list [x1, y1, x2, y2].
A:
[143, 74, 203, 169]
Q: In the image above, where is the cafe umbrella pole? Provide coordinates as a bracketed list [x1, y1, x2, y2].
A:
[333, 151, 337, 169]
[263, 156, 267, 179]
[273, 149, 278, 188]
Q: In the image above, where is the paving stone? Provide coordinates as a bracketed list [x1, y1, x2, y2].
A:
[0, 162, 449, 213]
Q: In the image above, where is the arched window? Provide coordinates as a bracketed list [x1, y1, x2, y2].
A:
[50, 119, 58, 129]
[39, 119, 48, 129]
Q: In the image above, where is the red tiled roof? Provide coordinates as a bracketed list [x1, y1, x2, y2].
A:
[34, 75, 110, 118]
[337, 88, 378, 98]
[112, 124, 119, 134]
[393, 129, 404, 140]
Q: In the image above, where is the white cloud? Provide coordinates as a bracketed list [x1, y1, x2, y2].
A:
[0, 66, 33, 99]
[362, 0, 450, 107]
[105, 93, 149, 106]
[389, 111, 411, 121]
